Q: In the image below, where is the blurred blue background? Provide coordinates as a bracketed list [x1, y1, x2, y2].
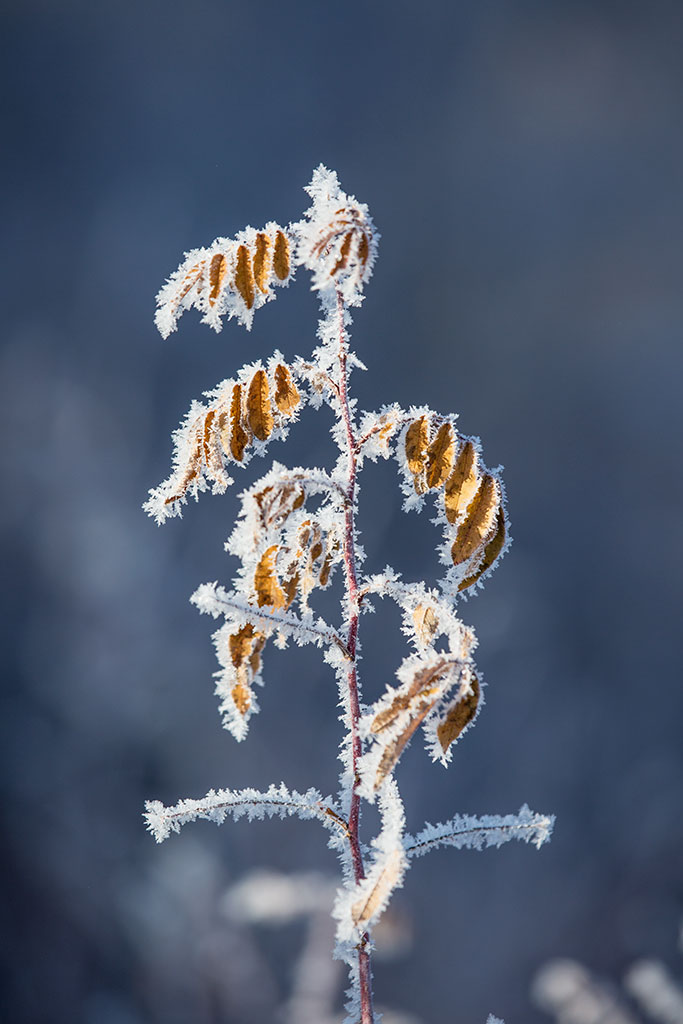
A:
[2, 1, 682, 1022]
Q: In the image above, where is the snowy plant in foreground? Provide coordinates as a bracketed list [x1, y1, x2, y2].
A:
[143, 166, 554, 1024]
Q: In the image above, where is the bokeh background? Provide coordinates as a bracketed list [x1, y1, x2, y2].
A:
[2, 1, 683, 1022]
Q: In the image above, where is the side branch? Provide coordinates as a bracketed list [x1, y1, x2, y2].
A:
[144, 783, 346, 844]
[404, 804, 555, 858]
[191, 582, 351, 658]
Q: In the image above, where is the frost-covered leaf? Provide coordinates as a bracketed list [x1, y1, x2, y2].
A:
[212, 622, 267, 739]
[247, 367, 274, 441]
[425, 421, 455, 490]
[227, 381, 250, 461]
[334, 782, 407, 952]
[436, 673, 480, 755]
[404, 804, 555, 858]
[412, 603, 439, 647]
[404, 415, 429, 494]
[351, 849, 405, 930]
[254, 545, 288, 609]
[144, 783, 342, 843]
[273, 362, 300, 415]
[444, 439, 479, 525]
[458, 506, 507, 593]
[451, 474, 499, 566]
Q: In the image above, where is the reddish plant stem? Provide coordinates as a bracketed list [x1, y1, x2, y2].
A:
[335, 289, 374, 1024]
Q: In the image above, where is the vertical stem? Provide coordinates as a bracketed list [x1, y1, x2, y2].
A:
[335, 289, 374, 1024]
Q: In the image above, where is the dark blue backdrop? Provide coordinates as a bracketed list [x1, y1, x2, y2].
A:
[2, 2, 683, 1022]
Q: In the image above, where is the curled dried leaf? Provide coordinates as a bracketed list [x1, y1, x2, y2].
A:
[254, 483, 305, 532]
[281, 569, 300, 610]
[164, 416, 204, 504]
[458, 505, 507, 592]
[412, 604, 439, 646]
[247, 369, 274, 441]
[273, 363, 300, 416]
[273, 229, 290, 281]
[228, 624, 259, 669]
[234, 244, 256, 310]
[228, 383, 250, 461]
[436, 674, 480, 753]
[444, 440, 480, 525]
[331, 231, 354, 275]
[405, 417, 429, 494]
[208, 252, 228, 306]
[202, 408, 227, 484]
[425, 422, 455, 490]
[377, 417, 397, 450]
[248, 633, 266, 674]
[319, 542, 339, 587]
[351, 848, 405, 929]
[173, 260, 206, 312]
[358, 230, 369, 268]
[451, 474, 500, 566]
[254, 545, 287, 609]
[252, 232, 272, 293]
[231, 682, 251, 716]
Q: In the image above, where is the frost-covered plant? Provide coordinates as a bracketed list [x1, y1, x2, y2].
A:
[143, 167, 554, 1024]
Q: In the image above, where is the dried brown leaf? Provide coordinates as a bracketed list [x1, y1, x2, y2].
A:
[248, 634, 266, 674]
[273, 363, 300, 416]
[451, 474, 499, 566]
[208, 253, 228, 306]
[358, 231, 369, 268]
[444, 441, 479, 524]
[405, 416, 428, 493]
[234, 244, 256, 309]
[254, 545, 287, 609]
[202, 408, 216, 464]
[252, 232, 272, 293]
[331, 231, 353, 275]
[437, 675, 480, 753]
[412, 604, 439, 646]
[247, 369, 274, 441]
[231, 682, 251, 716]
[281, 569, 300, 610]
[351, 848, 404, 929]
[229, 624, 258, 669]
[458, 505, 506, 592]
[377, 417, 397, 449]
[173, 260, 206, 311]
[319, 541, 339, 587]
[227, 383, 250, 462]
[425, 422, 455, 490]
[255, 483, 305, 531]
[201, 408, 227, 485]
[273, 230, 290, 280]
[164, 417, 204, 504]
